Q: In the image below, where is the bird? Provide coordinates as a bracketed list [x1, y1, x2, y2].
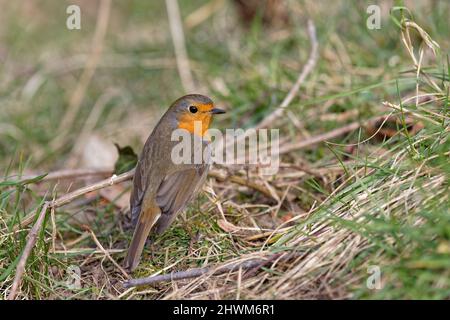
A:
[124, 94, 226, 272]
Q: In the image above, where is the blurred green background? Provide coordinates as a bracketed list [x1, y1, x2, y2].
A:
[0, 0, 447, 171]
[0, 0, 449, 300]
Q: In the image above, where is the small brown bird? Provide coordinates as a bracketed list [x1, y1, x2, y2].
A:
[124, 94, 225, 271]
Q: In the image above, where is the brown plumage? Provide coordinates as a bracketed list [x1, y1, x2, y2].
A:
[124, 94, 225, 272]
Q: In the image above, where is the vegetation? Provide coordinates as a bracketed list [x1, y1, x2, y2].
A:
[0, 0, 449, 299]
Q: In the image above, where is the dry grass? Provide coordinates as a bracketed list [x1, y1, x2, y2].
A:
[0, 0, 449, 299]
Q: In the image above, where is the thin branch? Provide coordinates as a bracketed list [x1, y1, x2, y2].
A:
[14, 170, 134, 231]
[166, 0, 196, 92]
[8, 202, 50, 300]
[215, 19, 318, 154]
[255, 19, 318, 129]
[278, 115, 386, 154]
[278, 121, 361, 154]
[88, 229, 130, 279]
[17, 168, 113, 183]
[123, 252, 292, 288]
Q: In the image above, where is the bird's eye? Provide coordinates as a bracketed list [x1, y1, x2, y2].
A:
[189, 105, 198, 113]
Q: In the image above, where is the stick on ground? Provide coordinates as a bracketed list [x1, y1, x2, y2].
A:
[216, 19, 318, 153]
[14, 170, 135, 231]
[278, 115, 387, 154]
[8, 202, 50, 300]
[123, 252, 289, 288]
[88, 229, 130, 279]
[255, 19, 319, 129]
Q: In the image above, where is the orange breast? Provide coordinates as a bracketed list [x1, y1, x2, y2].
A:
[178, 114, 211, 137]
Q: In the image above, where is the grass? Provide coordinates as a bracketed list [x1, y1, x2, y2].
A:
[0, 0, 449, 299]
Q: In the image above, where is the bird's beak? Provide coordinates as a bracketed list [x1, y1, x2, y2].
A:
[210, 108, 226, 114]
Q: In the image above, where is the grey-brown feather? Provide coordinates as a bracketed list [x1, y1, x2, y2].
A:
[129, 113, 176, 226]
[153, 164, 209, 234]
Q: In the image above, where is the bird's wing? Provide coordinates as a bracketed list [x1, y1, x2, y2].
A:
[153, 164, 209, 234]
[129, 152, 151, 227]
[130, 132, 210, 230]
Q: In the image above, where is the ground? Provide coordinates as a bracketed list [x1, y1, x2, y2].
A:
[0, 0, 449, 299]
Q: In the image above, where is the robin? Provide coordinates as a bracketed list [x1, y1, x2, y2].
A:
[124, 94, 226, 271]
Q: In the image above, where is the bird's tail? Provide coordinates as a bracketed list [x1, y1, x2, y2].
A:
[124, 212, 156, 272]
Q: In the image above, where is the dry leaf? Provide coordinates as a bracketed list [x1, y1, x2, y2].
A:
[366, 115, 424, 141]
[99, 185, 130, 211]
[81, 134, 118, 169]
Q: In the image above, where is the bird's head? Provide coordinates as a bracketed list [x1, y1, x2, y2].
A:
[170, 94, 225, 137]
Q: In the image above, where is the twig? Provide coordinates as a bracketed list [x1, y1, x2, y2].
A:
[16, 168, 113, 183]
[88, 229, 130, 279]
[255, 19, 318, 129]
[166, 0, 196, 92]
[44, 168, 112, 181]
[241, 253, 285, 280]
[214, 19, 318, 154]
[278, 121, 361, 154]
[278, 116, 386, 154]
[13, 170, 134, 231]
[8, 202, 50, 300]
[123, 252, 290, 288]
